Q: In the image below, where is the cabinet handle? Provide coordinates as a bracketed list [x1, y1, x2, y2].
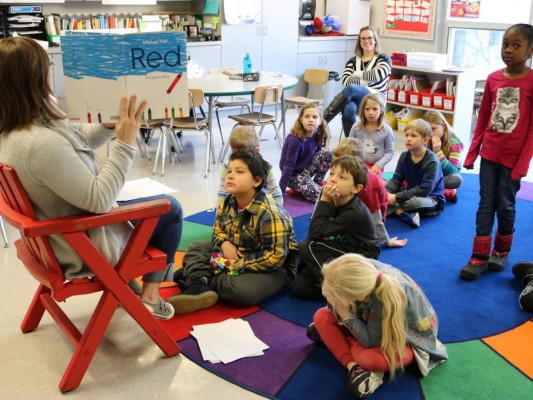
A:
[263, 26, 267, 36]
[324, 56, 328, 66]
[318, 55, 322, 66]
[256, 26, 261, 36]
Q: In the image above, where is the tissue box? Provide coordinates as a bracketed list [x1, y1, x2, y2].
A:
[391, 52, 407, 66]
[407, 52, 448, 70]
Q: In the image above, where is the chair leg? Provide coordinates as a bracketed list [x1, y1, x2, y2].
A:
[20, 284, 48, 333]
[216, 108, 224, 144]
[219, 124, 237, 162]
[0, 216, 7, 247]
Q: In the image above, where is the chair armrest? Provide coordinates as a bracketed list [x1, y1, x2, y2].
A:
[23, 199, 171, 238]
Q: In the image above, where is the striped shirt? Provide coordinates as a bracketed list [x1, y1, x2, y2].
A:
[434, 136, 463, 177]
[342, 53, 391, 103]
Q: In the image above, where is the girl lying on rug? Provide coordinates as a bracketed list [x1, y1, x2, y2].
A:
[307, 254, 448, 398]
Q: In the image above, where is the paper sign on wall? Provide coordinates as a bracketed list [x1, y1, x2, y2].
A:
[61, 31, 188, 123]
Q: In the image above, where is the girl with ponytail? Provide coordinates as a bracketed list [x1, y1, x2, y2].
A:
[308, 254, 447, 398]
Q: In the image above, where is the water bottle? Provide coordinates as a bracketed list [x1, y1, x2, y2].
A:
[243, 53, 252, 74]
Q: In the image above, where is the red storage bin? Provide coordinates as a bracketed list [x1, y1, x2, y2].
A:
[443, 96, 455, 111]
[408, 91, 421, 106]
[387, 88, 398, 101]
[391, 52, 407, 66]
[421, 93, 433, 107]
[433, 93, 445, 109]
[397, 90, 408, 104]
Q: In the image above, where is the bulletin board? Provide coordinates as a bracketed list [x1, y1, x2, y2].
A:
[381, 0, 438, 41]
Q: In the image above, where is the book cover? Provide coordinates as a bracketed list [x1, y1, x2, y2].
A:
[61, 31, 188, 123]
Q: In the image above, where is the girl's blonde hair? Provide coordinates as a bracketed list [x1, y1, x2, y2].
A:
[290, 103, 329, 147]
[229, 126, 260, 151]
[422, 110, 463, 156]
[355, 93, 385, 130]
[322, 254, 407, 378]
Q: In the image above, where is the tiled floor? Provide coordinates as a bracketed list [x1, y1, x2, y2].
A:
[1, 109, 531, 399]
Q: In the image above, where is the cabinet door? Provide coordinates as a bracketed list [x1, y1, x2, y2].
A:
[321, 51, 346, 94]
[221, 22, 262, 70]
[188, 45, 222, 75]
[261, 0, 298, 75]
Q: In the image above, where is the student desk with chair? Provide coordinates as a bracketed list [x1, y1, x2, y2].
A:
[188, 71, 298, 149]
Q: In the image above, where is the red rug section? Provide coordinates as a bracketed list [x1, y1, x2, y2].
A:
[158, 286, 260, 341]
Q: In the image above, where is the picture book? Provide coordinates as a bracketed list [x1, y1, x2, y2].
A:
[61, 31, 188, 123]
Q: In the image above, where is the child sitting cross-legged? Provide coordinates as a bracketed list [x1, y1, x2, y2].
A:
[334, 138, 407, 247]
[168, 150, 298, 314]
[385, 119, 445, 228]
[292, 155, 380, 299]
[217, 126, 283, 206]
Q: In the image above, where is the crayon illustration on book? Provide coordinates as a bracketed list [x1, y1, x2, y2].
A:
[61, 31, 189, 123]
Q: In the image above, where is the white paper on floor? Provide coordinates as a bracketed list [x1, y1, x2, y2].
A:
[117, 178, 177, 201]
[191, 318, 269, 364]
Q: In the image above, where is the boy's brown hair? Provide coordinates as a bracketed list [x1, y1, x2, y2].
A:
[229, 126, 260, 151]
[331, 155, 368, 188]
[333, 137, 364, 159]
[405, 119, 432, 140]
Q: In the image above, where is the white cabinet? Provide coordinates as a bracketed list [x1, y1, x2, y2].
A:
[387, 65, 476, 147]
[187, 43, 222, 76]
[296, 38, 348, 98]
[345, 38, 358, 62]
[48, 50, 67, 112]
[221, 0, 298, 76]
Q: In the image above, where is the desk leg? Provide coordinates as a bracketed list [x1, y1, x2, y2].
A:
[281, 91, 286, 143]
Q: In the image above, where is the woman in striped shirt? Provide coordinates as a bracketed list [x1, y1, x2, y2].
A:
[423, 110, 464, 203]
[323, 26, 391, 138]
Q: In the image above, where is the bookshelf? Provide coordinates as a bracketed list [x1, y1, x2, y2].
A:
[387, 65, 476, 147]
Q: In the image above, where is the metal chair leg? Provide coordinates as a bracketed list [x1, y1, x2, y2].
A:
[0, 217, 8, 247]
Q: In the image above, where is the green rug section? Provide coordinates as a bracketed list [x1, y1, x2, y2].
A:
[178, 221, 212, 251]
[420, 340, 533, 399]
[382, 171, 393, 181]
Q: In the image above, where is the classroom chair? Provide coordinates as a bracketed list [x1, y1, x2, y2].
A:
[0, 164, 181, 393]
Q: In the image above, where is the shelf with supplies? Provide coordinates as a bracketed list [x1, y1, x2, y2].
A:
[385, 65, 476, 146]
[1, 5, 46, 41]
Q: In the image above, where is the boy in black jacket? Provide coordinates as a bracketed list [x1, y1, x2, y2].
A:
[292, 156, 379, 299]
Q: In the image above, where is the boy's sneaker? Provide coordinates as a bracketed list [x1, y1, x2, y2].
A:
[398, 212, 420, 228]
[348, 365, 384, 398]
[306, 323, 322, 344]
[167, 277, 218, 315]
[519, 280, 533, 312]
[142, 297, 175, 320]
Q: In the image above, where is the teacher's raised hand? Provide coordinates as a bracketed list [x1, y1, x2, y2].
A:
[114, 96, 147, 146]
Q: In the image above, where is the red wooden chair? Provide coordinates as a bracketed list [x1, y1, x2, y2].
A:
[0, 164, 181, 393]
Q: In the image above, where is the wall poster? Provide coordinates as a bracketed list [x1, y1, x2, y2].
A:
[450, 1, 481, 18]
[382, 0, 438, 40]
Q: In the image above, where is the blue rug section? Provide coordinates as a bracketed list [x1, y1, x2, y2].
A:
[184, 208, 217, 226]
[277, 346, 422, 400]
[184, 174, 532, 343]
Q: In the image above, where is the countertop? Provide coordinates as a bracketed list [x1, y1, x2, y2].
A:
[299, 35, 357, 41]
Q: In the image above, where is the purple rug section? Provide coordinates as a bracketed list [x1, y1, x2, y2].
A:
[178, 310, 314, 397]
[517, 181, 533, 201]
[283, 195, 315, 218]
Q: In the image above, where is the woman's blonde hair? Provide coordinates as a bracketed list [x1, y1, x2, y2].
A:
[422, 110, 463, 156]
[229, 126, 260, 151]
[355, 26, 381, 58]
[0, 37, 64, 133]
[290, 103, 329, 147]
[355, 93, 386, 130]
[322, 254, 407, 378]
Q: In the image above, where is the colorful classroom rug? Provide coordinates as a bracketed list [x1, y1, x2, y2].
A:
[158, 173, 533, 399]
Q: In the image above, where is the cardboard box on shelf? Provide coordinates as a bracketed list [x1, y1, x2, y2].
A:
[61, 31, 188, 123]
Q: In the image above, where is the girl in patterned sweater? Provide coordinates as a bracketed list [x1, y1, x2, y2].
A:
[422, 110, 463, 202]
[308, 254, 447, 398]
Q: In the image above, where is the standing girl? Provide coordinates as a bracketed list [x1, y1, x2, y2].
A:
[349, 93, 395, 176]
[460, 23, 533, 281]
[422, 110, 463, 203]
[279, 103, 332, 203]
[308, 254, 447, 398]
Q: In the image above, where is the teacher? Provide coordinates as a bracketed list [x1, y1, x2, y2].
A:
[323, 26, 391, 137]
